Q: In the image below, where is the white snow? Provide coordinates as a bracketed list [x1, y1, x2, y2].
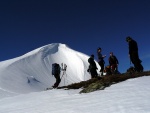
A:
[0, 43, 149, 113]
[0, 43, 100, 95]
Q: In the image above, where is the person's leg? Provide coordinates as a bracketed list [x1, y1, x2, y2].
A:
[90, 71, 95, 78]
[139, 64, 144, 72]
[130, 52, 140, 72]
[94, 69, 98, 77]
[111, 64, 116, 74]
[53, 74, 61, 88]
[90, 69, 97, 78]
[135, 62, 144, 72]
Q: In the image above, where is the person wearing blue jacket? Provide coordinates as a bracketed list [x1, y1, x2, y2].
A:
[97, 48, 106, 76]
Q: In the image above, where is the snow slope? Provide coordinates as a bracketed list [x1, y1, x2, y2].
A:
[0, 43, 150, 113]
[0, 43, 100, 97]
[0, 76, 150, 113]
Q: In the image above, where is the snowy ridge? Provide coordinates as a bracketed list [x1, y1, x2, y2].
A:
[0, 43, 100, 97]
[0, 43, 150, 113]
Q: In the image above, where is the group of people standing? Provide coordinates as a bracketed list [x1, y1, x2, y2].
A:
[88, 36, 144, 78]
[51, 36, 144, 88]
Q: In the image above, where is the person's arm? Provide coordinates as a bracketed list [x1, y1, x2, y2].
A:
[115, 56, 119, 64]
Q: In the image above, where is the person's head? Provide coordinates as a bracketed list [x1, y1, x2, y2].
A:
[110, 52, 113, 56]
[126, 36, 132, 42]
[97, 47, 101, 52]
[91, 54, 94, 58]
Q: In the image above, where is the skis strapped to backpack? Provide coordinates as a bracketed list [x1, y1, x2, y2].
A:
[61, 63, 67, 79]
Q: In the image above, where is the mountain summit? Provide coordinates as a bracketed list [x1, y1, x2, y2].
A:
[0, 43, 100, 96]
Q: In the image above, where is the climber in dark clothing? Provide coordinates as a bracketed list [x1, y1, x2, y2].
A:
[97, 48, 106, 76]
[109, 52, 119, 74]
[87, 54, 98, 78]
[52, 63, 61, 88]
[126, 36, 143, 72]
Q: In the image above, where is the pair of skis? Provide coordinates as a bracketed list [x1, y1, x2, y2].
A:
[60, 63, 67, 80]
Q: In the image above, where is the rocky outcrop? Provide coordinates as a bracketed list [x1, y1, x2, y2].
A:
[58, 71, 150, 93]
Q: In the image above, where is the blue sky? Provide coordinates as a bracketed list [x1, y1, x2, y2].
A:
[0, 0, 150, 72]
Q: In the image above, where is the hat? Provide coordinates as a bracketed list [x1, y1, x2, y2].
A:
[126, 36, 132, 42]
[91, 54, 94, 58]
[97, 47, 101, 50]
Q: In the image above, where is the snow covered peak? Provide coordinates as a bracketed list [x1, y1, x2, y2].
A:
[0, 43, 69, 67]
[20, 43, 68, 58]
[0, 43, 100, 97]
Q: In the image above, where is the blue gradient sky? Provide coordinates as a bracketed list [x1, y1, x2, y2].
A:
[0, 0, 150, 72]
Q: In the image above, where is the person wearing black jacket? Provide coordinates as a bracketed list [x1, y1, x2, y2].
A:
[52, 63, 61, 88]
[109, 52, 119, 74]
[87, 54, 98, 78]
[126, 36, 143, 72]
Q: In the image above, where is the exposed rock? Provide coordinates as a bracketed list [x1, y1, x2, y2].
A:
[80, 82, 105, 93]
[57, 71, 150, 93]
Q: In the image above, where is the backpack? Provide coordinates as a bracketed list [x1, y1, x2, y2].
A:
[52, 63, 61, 75]
[104, 65, 112, 75]
[88, 58, 97, 70]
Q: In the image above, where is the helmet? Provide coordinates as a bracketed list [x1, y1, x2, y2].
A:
[126, 36, 132, 42]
